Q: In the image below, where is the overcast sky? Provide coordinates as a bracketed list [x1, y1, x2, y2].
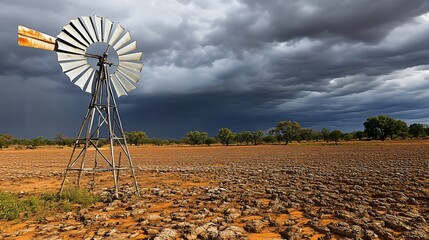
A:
[2, 0, 429, 139]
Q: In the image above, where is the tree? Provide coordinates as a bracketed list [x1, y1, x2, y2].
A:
[364, 115, 407, 140]
[409, 123, 426, 138]
[343, 133, 353, 141]
[236, 131, 253, 145]
[0, 134, 13, 148]
[394, 120, 408, 139]
[64, 138, 74, 147]
[321, 128, 331, 142]
[311, 130, 324, 141]
[149, 138, 169, 146]
[297, 128, 313, 142]
[125, 131, 149, 145]
[268, 129, 282, 142]
[200, 132, 208, 144]
[32, 137, 47, 147]
[424, 125, 429, 136]
[353, 131, 366, 140]
[187, 131, 208, 145]
[262, 135, 277, 143]
[55, 132, 65, 145]
[329, 130, 343, 145]
[217, 128, 235, 146]
[20, 139, 32, 148]
[251, 131, 264, 145]
[0, 135, 7, 148]
[364, 117, 382, 140]
[274, 121, 301, 145]
[205, 137, 218, 146]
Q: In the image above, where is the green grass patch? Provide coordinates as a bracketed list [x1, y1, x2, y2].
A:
[0, 192, 21, 220]
[0, 188, 99, 221]
[59, 187, 99, 207]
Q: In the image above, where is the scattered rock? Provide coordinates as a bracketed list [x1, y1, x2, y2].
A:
[154, 228, 177, 240]
[1, 144, 428, 239]
[244, 219, 267, 233]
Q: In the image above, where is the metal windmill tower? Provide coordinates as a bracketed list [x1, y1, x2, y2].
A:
[18, 15, 142, 197]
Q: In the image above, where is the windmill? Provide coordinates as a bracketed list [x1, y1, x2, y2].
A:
[18, 15, 142, 197]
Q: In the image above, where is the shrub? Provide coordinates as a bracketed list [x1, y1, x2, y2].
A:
[205, 137, 218, 146]
[0, 192, 20, 220]
[60, 187, 99, 207]
[0, 188, 99, 221]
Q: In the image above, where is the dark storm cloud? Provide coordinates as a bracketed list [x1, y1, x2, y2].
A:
[1, 0, 429, 139]
[206, 0, 429, 47]
[136, 0, 429, 135]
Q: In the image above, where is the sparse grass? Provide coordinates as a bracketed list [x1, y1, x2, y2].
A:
[0, 188, 99, 221]
[0, 192, 21, 220]
[59, 187, 99, 207]
[0, 193, 48, 220]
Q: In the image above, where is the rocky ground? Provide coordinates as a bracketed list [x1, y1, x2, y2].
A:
[0, 141, 428, 239]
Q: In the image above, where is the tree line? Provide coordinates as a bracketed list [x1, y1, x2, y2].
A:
[181, 115, 429, 146]
[1, 115, 429, 148]
[123, 115, 429, 145]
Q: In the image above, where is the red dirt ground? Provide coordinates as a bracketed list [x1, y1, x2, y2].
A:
[0, 140, 428, 239]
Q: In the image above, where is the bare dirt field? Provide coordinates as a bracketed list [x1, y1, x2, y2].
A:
[0, 141, 428, 239]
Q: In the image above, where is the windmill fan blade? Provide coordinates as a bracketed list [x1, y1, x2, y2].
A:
[117, 65, 141, 83]
[59, 60, 87, 72]
[116, 41, 137, 56]
[103, 18, 113, 43]
[17, 25, 56, 51]
[66, 64, 91, 82]
[108, 24, 124, 46]
[94, 15, 103, 42]
[74, 68, 94, 90]
[58, 52, 86, 61]
[119, 61, 143, 73]
[118, 52, 142, 61]
[58, 31, 86, 50]
[113, 32, 131, 50]
[84, 70, 96, 93]
[115, 72, 136, 92]
[62, 25, 88, 47]
[110, 74, 127, 97]
[70, 19, 93, 45]
[57, 41, 86, 55]
[82, 16, 98, 42]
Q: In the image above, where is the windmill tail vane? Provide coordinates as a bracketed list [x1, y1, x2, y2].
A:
[18, 25, 57, 51]
[17, 15, 143, 198]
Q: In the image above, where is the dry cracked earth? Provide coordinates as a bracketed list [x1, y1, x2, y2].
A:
[0, 141, 428, 239]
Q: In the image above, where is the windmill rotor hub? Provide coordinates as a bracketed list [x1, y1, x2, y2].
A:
[54, 15, 143, 97]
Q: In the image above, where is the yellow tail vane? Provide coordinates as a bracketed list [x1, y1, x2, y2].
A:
[18, 25, 56, 51]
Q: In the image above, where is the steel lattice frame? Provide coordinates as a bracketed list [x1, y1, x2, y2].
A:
[59, 51, 140, 197]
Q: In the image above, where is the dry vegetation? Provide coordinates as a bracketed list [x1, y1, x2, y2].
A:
[0, 140, 428, 239]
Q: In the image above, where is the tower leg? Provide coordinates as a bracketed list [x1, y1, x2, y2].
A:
[59, 83, 100, 194]
[110, 86, 141, 196]
[77, 104, 97, 188]
[105, 66, 119, 198]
